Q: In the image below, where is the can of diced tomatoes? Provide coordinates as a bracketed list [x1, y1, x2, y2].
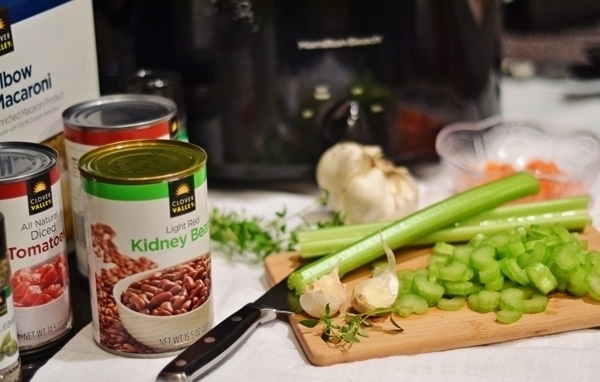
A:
[62, 94, 179, 278]
[79, 139, 212, 357]
[0, 142, 72, 355]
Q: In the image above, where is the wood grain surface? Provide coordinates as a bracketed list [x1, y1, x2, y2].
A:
[264, 226, 600, 366]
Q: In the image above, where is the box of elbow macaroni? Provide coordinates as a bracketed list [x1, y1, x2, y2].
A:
[0, 0, 99, 243]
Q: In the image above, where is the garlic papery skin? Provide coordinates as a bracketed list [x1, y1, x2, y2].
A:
[350, 235, 399, 313]
[316, 141, 418, 224]
[299, 266, 347, 318]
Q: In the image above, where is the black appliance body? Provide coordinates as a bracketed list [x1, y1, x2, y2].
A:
[94, 0, 503, 182]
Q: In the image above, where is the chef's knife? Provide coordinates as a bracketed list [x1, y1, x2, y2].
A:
[156, 275, 300, 382]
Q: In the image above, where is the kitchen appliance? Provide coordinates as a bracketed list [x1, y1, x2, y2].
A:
[93, 0, 503, 182]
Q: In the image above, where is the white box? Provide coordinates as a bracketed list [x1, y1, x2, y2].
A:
[0, 0, 100, 245]
[0, 0, 99, 142]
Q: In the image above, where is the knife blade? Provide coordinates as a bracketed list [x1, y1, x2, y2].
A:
[156, 275, 300, 382]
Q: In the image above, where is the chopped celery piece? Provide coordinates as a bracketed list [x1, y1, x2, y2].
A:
[428, 266, 440, 283]
[452, 245, 473, 264]
[522, 293, 548, 314]
[484, 276, 505, 291]
[437, 296, 466, 311]
[483, 233, 512, 249]
[585, 251, 600, 276]
[428, 254, 449, 268]
[553, 224, 576, 243]
[470, 245, 496, 270]
[438, 262, 469, 282]
[526, 262, 558, 295]
[567, 267, 588, 297]
[499, 257, 530, 286]
[478, 262, 502, 284]
[397, 270, 419, 296]
[554, 244, 583, 275]
[468, 290, 500, 313]
[412, 274, 445, 306]
[433, 242, 455, 257]
[395, 293, 429, 317]
[499, 240, 526, 259]
[443, 281, 475, 296]
[496, 309, 523, 324]
[478, 290, 500, 310]
[499, 288, 524, 311]
[518, 241, 549, 268]
[587, 274, 600, 301]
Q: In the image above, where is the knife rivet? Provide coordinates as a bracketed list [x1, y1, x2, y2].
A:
[175, 360, 187, 367]
[231, 315, 242, 322]
[204, 336, 216, 343]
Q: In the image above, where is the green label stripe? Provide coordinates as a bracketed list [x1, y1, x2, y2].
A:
[82, 167, 207, 201]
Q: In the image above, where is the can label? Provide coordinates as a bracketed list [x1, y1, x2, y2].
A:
[62, 94, 179, 277]
[0, 285, 19, 370]
[0, 146, 72, 353]
[81, 142, 212, 357]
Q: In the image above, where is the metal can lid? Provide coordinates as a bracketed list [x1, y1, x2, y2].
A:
[62, 94, 177, 130]
[78, 140, 207, 184]
[0, 142, 58, 184]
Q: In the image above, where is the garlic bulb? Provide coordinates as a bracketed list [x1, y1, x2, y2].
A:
[316, 141, 419, 224]
[299, 265, 347, 318]
[350, 235, 399, 313]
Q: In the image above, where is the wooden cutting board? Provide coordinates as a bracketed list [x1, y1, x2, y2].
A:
[264, 226, 600, 366]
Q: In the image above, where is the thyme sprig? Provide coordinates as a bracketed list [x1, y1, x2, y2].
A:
[209, 203, 344, 262]
[299, 304, 404, 348]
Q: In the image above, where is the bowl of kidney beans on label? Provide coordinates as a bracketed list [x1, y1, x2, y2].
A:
[112, 254, 212, 352]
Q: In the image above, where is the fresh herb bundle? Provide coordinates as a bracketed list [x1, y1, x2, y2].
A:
[209, 205, 343, 262]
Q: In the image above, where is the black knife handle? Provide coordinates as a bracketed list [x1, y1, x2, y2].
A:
[156, 304, 267, 382]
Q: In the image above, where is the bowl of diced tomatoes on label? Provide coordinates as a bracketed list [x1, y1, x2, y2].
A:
[435, 117, 600, 202]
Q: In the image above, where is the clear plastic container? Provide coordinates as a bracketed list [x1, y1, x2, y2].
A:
[435, 117, 600, 201]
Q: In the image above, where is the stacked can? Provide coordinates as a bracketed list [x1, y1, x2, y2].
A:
[0, 213, 21, 381]
[62, 94, 179, 277]
[0, 142, 72, 354]
[79, 140, 213, 357]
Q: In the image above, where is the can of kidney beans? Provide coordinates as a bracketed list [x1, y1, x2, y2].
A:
[79, 139, 212, 357]
[62, 94, 179, 277]
[0, 142, 72, 354]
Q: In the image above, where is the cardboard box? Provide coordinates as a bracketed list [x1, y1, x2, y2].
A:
[0, 0, 99, 141]
[0, 0, 100, 242]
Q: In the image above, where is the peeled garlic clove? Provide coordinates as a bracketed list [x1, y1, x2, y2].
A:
[351, 234, 399, 313]
[299, 265, 347, 318]
[351, 277, 396, 313]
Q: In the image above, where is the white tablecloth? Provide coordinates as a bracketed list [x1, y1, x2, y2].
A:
[31, 77, 600, 382]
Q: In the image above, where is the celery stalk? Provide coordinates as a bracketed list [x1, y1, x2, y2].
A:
[296, 195, 589, 244]
[412, 212, 590, 245]
[287, 172, 540, 294]
[455, 195, 589, 226]
[298, 210, 590, 258]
